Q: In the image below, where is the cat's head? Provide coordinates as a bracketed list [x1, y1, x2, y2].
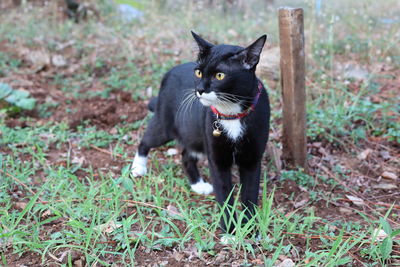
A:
[191, 31, 266, 108]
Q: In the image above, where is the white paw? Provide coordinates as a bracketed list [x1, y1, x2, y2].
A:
[130, 154, 147, 177]
[191, 179, 213, 195]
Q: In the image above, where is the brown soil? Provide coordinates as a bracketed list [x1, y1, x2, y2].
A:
[1, 5, 399, 266]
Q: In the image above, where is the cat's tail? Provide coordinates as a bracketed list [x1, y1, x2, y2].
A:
[148, 97, 158, 112]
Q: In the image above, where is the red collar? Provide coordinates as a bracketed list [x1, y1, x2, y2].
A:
[210, 81, 263, 120]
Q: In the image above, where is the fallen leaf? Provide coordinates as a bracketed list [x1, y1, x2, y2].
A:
[251, 258, 264, 265]
[381, 171, 398, 180]
[379, 151, 391, 160]
[14, 202, 27, 210]
[373, 183, 398, 190]
[267, 143, 282, 171]
[41, 209, 52, 218]
[166, 204, 180, 217]
[346, 195, 365, 206]
[172, 251, 184, 262]
[357, 148, 372, 160]
[74, 259, 84, 267]
[94, 221, 122, 234]
[71, 156, 85, 166]
[293, 197, 309, 208]
[339, 207, 353, 215]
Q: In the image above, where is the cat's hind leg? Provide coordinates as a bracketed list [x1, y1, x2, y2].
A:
[131, 117, 171, 177]
[182, 149, 213, 195]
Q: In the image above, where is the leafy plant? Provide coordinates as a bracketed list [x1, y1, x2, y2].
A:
[0, 83, 36, 113]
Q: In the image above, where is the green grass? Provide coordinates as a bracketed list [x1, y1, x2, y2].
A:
[0, 0, 399, 265]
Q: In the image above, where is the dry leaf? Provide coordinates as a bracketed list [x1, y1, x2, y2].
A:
[74, 259, 84, 267]
[293, 197, 309, 208]
[381, 171, 398, 180]
[357, 148, 372, 160]
[251, 258, 264, 265]
[41, 209, 52, 218]
[166, 204, 180, 216]
[172, 251, 184, 262]
[267, 143, 282, 171]
[14, 202, 27, 210]
[346, 195, 365, 206]
[94, 221, 122, 234]
[339, 207, 353, 215]
[373, 183, 398, 190]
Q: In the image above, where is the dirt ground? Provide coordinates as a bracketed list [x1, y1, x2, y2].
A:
[1, 2, 400, 266]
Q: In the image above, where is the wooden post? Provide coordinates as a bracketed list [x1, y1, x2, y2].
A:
[278, 7, 307, 169]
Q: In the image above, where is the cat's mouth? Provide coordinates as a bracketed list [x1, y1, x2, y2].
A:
[196, 91, 218, 106]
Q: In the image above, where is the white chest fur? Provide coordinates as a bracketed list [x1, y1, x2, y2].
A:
[220, 119, 243, 140]
[214, 103, 244, 141]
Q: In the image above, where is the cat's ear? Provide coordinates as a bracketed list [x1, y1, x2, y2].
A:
[191, 31, 214, 56]
[235, 35, 267, 69]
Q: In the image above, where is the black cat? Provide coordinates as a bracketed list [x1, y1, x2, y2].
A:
[131, 32, 270, 232]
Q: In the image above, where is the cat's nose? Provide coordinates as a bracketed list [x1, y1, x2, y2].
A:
[196, 88, 205, 95]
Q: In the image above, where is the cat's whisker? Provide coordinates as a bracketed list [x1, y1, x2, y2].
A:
[216, 96, 240, 107]
[176, 89, 197, 120]
[217, 92, 255, 100]
[177, 89, 197, 120]
[216, 93, 253, 103]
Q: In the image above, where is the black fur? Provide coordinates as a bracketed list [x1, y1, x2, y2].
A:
[134, 32, 270, 232]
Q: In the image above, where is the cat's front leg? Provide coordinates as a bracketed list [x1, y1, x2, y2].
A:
[208, 160, 236, 233]
[238, 161, 262, 221]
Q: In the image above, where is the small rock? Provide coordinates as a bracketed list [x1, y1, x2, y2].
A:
[357, 148, 372, 160]
[51, 55, 67, 67]
[167, 148, 178, 156]
[276, 258, 295, 267]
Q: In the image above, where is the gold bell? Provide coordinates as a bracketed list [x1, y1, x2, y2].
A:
[213, 129, 222, 137]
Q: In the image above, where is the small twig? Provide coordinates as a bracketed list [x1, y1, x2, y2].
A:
[0, 169, 42, 201]
[89, 144, 131, 159]
[339, 198, 400, 210]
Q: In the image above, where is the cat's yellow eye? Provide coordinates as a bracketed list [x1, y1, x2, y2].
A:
[195, 69, 202, 78]
[215, 72, 225, 80]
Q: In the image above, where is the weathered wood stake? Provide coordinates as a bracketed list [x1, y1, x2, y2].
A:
[278, 7, 307, 169]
